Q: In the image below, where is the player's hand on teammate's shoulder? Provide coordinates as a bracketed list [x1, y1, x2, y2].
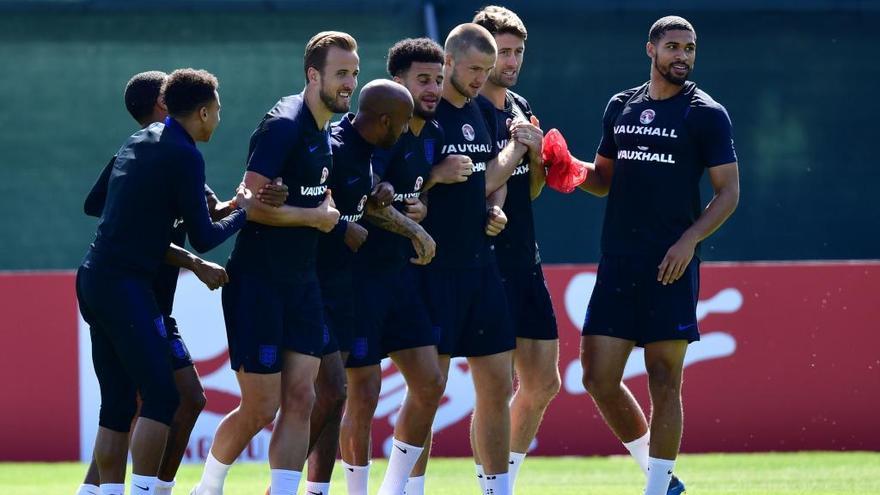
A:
[485, 205, 508, 236]
[431, 154, 473, 184]
[409, 229, 436, 266]
[368, 181, 395, 209]
[191, 257, 229, 290]
[403, 197, 427, 223]
[256, 177, 289, 208]
[657, 233, 698, 285]
[344, 221, 369, 253]
[313, 188, 341, 233]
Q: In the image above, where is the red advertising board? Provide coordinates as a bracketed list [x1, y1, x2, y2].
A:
[0, 262, 877, 461]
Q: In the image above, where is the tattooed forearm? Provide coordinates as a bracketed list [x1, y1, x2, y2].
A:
[365, 204, 422, 239]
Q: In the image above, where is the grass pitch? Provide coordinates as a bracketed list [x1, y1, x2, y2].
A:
[1, 452, 877, 494]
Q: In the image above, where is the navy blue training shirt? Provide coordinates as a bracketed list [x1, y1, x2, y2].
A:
[316, 113, 375, 274]
[84, 156, 217, 315]
[88, 117, 246, 276]
[596, 81, 737, 258]
[357, 119, 445, 270]
[422, 97, 498, 268]
[477, 92, 540, 270]
[229, 93, 333, 276]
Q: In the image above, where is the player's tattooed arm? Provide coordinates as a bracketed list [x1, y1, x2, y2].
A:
[163, 243, 229, 290]
[365, 204, 436, 264]
[485, 138, 528, 194]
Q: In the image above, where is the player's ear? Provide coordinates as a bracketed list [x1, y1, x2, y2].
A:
[646, 41, 655, 59]
[200, 106, 209, 122]
[392, 75, 404, 85]
[380, 113, 392, 130]
[307, 66, 320, 85]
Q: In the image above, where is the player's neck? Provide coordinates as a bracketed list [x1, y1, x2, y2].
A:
[480, 81, 507, 109]
[442, 85, 468, 108]
[647, 73, 685, 101]
[409, 116, 426, 137]
[351, 114, 381, 146]
[304, 86, 333, 130]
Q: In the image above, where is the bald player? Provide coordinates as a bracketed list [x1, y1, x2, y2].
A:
[303, 79, 419, 495]
[415, 23, 527, 495]
[339, 39, 447, 495]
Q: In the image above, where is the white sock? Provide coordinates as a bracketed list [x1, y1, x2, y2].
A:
[130, 474, 158, 495]
[508, 452, 526, 492]
[404, 475, 425, 495]
[623, 432, 651, 476]
[269, 468, 301, 495]
[196, 451, 232, 494]
[304, 480, 331, 495]
[475, 464, 487, 493]
[378, 439, 425, 495]
[76, 484, 100, 495]
[154, 479, 175, 495]
[99, 483, 124, 495]
[645, 457, 675, 495]
[483, 472, 510, 495]
[342, 461, 370, 495]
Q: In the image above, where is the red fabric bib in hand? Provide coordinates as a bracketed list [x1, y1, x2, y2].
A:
[542, 128, 588, 193]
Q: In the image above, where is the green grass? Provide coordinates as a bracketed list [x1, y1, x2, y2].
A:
[2, 452, 878, 494]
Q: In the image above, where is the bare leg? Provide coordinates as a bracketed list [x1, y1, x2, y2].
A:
[157, 365, 206, 481]
[468, 351, 514, 475]
[269, 350, 321, 470]
[307, 351, 348, 482]
[339, 365, 381, 466]
[410, 355, 450, 477]
[510, 338, 560, 453]
[644, 340, 688, 459]
[580, 335, 648, 442]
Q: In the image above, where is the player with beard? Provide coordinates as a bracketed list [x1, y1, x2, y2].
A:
[415, 23, 527, 495]
[303, 79, 416, 495]
[554, 16, 740, 495]
[472, 7, 560, 494]
[338, 38, 455, 495]
[192, 32, 356, 495]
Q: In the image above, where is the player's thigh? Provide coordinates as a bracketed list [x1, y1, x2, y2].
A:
[390, 345, 445, 389]
[580, 335, 636, 385]
[234, 368, 281, 418]
[467, 350, 514, 398]
[315, 351, 346, 398]
[345, 365, 383, 412]
[280, 349, 322, 400]
[514, 337, 560, 390]
[172, 364, 205, 407]
[643, 340, 688, 385]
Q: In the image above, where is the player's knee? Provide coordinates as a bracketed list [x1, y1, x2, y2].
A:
[348, 376, 381, 413]
[178, 386, 207, 419]
[646, 360, 681, 392]
[99, 396, 138, 432]
[411, 371, 446, 407]
[530, 371, 561, 407]
[281, 380, 316, 418]
[140, 385, 180, 426]
[315, 378, 347, 416]
[583, 372, 618, 402]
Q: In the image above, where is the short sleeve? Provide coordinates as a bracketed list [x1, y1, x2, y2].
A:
[694, 104, 737, 168]
[371, 145, 396, 180]
[246, 116, 299, 179]
[596, 95, 625, 159]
